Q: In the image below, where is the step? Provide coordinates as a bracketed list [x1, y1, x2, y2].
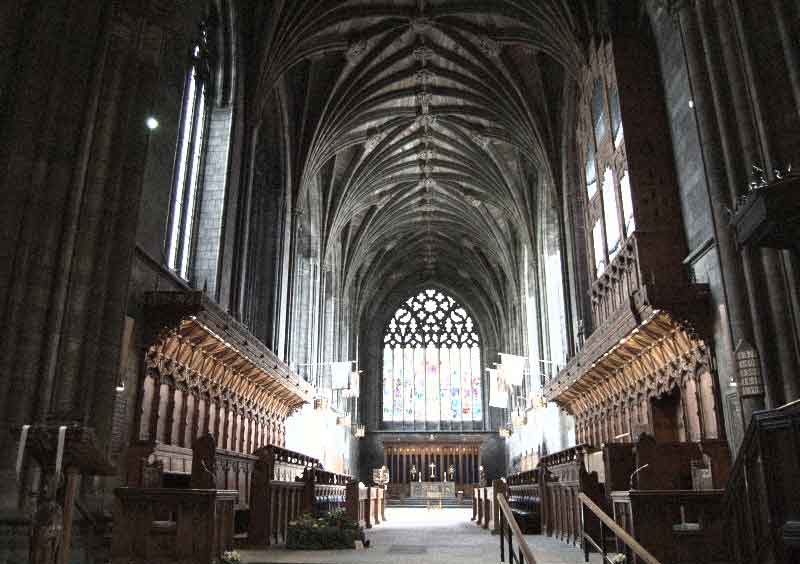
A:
[387, 497, 471, 508]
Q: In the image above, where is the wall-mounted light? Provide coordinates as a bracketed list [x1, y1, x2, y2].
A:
[688, 100, 694, 109]
[145, 116, 160, 130]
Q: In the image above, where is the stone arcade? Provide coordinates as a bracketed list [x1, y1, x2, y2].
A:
[1, 1, 799, 564]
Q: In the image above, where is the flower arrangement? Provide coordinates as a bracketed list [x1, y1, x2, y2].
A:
[286, 509, 366, 550]
[609, 553, 627, 563]
[221, 550, 241, 564]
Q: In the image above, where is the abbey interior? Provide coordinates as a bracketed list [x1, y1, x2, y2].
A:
[1, 1, 799, 563]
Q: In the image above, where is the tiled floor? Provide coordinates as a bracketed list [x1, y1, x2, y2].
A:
[239, 507, 600, 564]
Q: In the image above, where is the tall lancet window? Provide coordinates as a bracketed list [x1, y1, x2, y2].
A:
[582, 53, 633, 279]
[166, 20, 213, 280]
[382, 289, 482, 430]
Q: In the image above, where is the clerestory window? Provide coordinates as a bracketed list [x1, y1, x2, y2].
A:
[166, 21, 213, 280]
[382, 289, 483, 429]
[583, 62, 634, 279]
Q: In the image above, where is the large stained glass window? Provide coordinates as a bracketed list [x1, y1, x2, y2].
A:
[382, 289, 483, 428]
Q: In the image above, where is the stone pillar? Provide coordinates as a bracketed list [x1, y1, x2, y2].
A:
[164, 385, 177, 444]
[677, 2, 765, 434]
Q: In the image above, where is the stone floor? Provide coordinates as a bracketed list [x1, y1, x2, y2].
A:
[239, 507, 601, 564]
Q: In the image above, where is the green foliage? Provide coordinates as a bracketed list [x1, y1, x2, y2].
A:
[221, 550, 241, 564]
[286, 509, 365, 550]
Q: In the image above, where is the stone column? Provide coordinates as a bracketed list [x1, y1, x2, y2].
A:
[164, 385, 177, 444]
[674, 1, 767, 428]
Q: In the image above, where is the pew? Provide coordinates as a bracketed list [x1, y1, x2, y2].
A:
[247, 445, 321, 545]
[725, 401, 800, 564]
[301, 467, 349, 516]
[112, 488, 237, 564]
[471, 480, 506, 533]
[540, 445, 604, 546]
[602, 436, 731, 493]
[112, 433, 237, 564]
[506, 468, 542, 533]
[611, 489, 728, 563]
[345, 483, 385, 528]
[124, 439, 259, 534]
[600, 435, 733, 563]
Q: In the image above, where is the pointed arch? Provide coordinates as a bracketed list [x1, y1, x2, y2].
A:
[382, 288, 483, 431]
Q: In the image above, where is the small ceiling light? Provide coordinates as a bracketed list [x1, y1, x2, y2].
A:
[145, 116, 160, 130]
[688, 100, 695, 109]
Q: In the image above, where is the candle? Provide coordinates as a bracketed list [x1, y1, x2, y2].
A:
[55, 426, 67, 478]
[15, 425, 30, 480]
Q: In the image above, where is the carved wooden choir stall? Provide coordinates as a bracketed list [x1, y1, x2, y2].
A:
[111, 292, 388, 562]
[248, 445, 355, 545]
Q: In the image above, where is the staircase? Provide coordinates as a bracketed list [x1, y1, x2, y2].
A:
[386, 496, 470, 508]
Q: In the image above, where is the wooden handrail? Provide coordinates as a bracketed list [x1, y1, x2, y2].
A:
[577, 493, 662, 564]
[496, 494, 538, 564]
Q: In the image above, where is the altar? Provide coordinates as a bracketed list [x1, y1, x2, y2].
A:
[410, 481, 456, 498]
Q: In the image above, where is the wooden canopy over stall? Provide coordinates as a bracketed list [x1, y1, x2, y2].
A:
[548, 309, 706, 411]
[143, 290, 312, 417]
[127, 290, 312, 495]
[542, 234, 721, 446]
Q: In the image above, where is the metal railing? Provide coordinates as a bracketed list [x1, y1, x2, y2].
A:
[496, 493, 538, 564]
[578, 493, 662, 564]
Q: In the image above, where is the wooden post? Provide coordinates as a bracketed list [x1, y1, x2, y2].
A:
[373, 487, 380, 525]
[492, 479, 506, 534]
[482, 487, 490, 529]
[59, 468, 80, 564]
[345, 481, 360, 525]
[380, 486, 386, 521]
[365, 486, 372, 529]
[302, 468, 315, 514]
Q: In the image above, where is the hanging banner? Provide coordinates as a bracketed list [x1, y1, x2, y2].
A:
[349, 371, 360, 397]
[331, 362, 352, 390]
[500, 354, 526, 386]
[488, 368, 508, 408]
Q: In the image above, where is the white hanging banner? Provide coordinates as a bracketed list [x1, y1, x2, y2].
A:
[488, 368, 508, 408]
[15, 424, 30, 480]
[500, 354, 526, 386]
[55, 425, 67, 479]
[331, 362, 352, 390]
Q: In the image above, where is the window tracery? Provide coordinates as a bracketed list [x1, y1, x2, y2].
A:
[382, 289, 482, 426]
[581, 46, 634, 279]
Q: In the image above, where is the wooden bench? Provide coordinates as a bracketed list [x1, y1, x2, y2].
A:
[113, 488, 237, 564]
[248, 445, 322, 545]
[540, 445, 604, 546]
[471, 480, 506, 533]
[113, 434, 238, 564]
[346, 482, 385, 528]
[611, 489, 729, 563]
[507, 468, 542, 534]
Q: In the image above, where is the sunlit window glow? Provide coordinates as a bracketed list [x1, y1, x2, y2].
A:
[382, 289, 482, 425]
[620, 171, 635, 236]
[602, 166, 621, 261]
[166, 31, 210, 281]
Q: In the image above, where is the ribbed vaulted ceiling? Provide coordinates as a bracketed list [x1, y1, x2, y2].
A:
[253, 0, 599, 331]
